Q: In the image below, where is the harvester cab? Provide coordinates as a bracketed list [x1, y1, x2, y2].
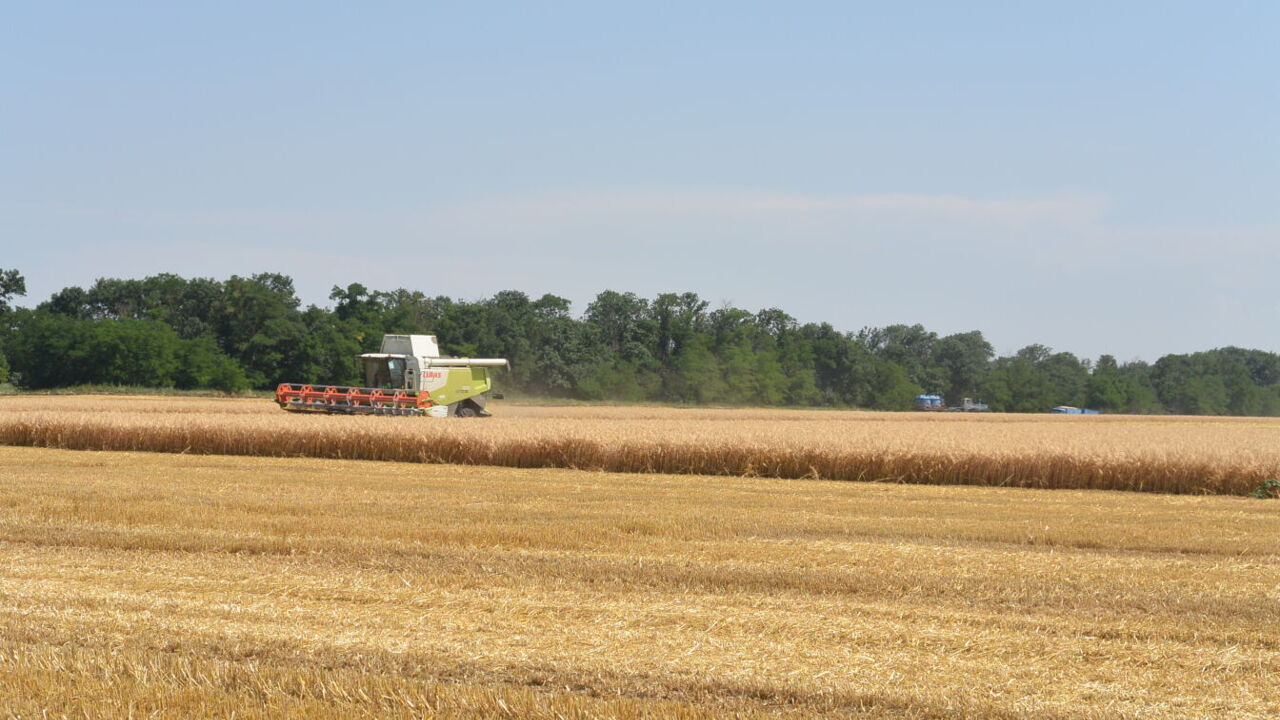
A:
[358, 334, 440, 391]
[276, 334, 508, 417]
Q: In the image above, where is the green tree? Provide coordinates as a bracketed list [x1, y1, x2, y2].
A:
[1086, 355, 1128, 411]
[7, 312, 90, 387]
[375, 289, 451, 335]
[983, 347, 1053, 412]
[523, 294, 595, 396]
[577, 359, 660, 401]
[665, 334, 724, 403]
[297, 306, 364, 386]
[14, 272, 1280, 416]
[1182, 376, 1230, 415]
[0, 268, 26, 383]
[585, 291, 657, 363]
[859, 324, 944, 392]
[1041, 351, 1088, 407]
[802, 323, 859, 405]
[174, 336, 250, 392]
[651, 293, 706, 361]
[755, 308, 821, 405]
[864, 359, 921, 410]
[931, 330, 994, 404]
[706, 308, 788, 405]
[8, 313, 184, 388]
[41, 285, 92, 318]
[215, 274, 308, 387]
[0, 269, 27, 315]
[86, 319, 183, 386]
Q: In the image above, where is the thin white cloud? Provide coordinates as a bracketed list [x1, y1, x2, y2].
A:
[429, 189, 1110, 230]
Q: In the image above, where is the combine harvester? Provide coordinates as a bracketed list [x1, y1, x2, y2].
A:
[276, 334, 508, 417]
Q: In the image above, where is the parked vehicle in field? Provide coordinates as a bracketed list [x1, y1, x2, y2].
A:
[276, 334, 508, 417]
[914, 394, 945, 411]
[915, 394, 989, 412]
[1051, 406, 1100, 415]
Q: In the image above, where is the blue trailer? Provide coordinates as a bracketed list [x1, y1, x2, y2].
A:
[914, 394, 945, 411]
[1051, 406, 1100, 415]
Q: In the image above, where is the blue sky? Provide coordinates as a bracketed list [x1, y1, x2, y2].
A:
[3, 2, 1276, 360]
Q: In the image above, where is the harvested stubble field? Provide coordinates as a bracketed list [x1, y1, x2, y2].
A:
[0, 446, 1277, 719]
[1, 396, 1279, 494]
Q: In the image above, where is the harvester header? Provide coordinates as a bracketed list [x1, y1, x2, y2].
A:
[276, 334, 507, 417]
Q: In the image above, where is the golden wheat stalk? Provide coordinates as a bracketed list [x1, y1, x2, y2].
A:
[1, 396, 1276, 495]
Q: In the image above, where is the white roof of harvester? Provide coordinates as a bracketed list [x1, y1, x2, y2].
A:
[381, 334, 440, 358]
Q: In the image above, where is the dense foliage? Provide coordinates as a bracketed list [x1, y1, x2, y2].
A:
[1, 269, 1278, 415]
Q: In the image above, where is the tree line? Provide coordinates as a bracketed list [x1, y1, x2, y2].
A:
[1, 269, 1278, 415]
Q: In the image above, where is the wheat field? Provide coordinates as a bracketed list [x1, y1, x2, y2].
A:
[1, 396, 1278, 494]
[0, 445, 1277, 719]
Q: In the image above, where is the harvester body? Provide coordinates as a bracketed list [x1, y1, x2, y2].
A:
[277, 334, 507, 417]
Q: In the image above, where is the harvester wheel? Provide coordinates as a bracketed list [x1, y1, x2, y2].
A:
[453, 404, 478, 418]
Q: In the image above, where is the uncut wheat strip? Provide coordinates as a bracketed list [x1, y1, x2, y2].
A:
[0, 414, 1249, 495]
[7, 397, 1280, 468]
[0, 414, 1272, 495]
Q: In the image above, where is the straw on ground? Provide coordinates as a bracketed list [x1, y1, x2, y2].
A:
[1, 446, 1277, 719]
